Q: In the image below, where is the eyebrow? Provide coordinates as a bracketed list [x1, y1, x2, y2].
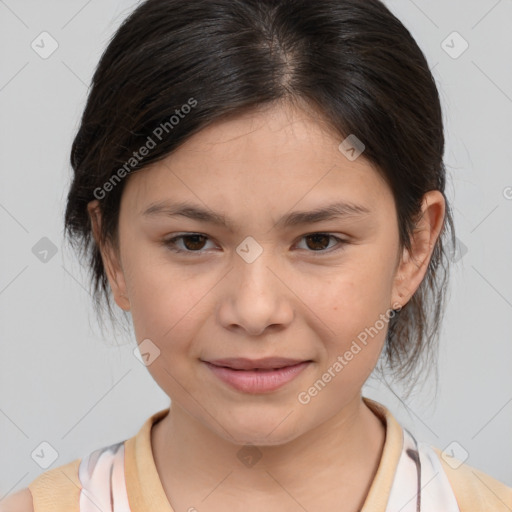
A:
[141, 199, 372, 230]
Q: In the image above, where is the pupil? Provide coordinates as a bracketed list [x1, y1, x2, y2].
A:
[306, 234, 329, 251]
[184, 235, 206, 250]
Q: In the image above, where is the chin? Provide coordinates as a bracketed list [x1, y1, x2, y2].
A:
[216, 415, 302, 447]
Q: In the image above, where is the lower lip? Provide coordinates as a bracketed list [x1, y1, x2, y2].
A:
[203, 361, 311, 393]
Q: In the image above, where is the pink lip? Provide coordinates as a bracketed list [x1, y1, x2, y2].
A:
[205, 356, 307, 370]
[203, 360, 311, 393]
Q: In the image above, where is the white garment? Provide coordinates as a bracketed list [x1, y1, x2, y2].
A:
[386, 428, 460, 512]
[78, 441, 130, 512]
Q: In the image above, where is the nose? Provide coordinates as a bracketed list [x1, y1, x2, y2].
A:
[217, 250, 294, 337]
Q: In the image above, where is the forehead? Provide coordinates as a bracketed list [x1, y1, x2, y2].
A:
[121, 102, 393, 220]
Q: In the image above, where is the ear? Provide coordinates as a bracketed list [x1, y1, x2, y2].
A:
[391, 190, 446, 308]
[87, 199, 131, 311]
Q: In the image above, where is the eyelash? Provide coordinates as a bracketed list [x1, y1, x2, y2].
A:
[162, 233, 348, 256]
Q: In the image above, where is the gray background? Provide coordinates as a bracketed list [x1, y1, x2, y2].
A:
[1, 0, 511, 498]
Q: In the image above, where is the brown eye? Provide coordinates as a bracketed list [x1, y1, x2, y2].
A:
[296, 233, 347, 254]
[180, 234, 208, 251]
[163, 232, 347, 256]
[163, 234, 213, 253]
[304, 234, 331, 251]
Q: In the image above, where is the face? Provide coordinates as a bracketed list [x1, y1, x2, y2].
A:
[90, 101, 442, 446]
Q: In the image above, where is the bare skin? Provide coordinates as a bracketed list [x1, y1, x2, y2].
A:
[86, 100, 445, 511]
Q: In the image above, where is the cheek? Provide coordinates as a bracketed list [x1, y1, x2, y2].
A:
[302, 253, 396, 366]
[124, 256, 213, 397]
[123, 251, 211, 346]
[300, 275, 392, 408]
[315, 256, 395, 328]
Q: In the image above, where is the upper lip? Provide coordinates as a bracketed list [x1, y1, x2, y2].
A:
[204, 357, 310, 370]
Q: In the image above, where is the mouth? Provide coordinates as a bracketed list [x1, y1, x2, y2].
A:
[203, 357, 311, 371]
[201, 357, 312, 393]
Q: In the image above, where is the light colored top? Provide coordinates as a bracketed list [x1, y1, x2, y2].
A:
[26, 398, 512, 511]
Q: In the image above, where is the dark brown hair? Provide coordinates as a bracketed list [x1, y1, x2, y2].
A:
[64, 0, 456, 386]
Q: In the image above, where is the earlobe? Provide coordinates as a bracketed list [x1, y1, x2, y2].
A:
[104, 253, 131, 312]
[391, 190, 446, 308]
[87, 200, 131, 312]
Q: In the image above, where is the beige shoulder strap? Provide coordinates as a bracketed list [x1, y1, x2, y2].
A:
[433, 447, 512, 511]
[28, 458, 82, 512]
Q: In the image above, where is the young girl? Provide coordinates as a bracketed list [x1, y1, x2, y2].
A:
[3, 0, 511, 510]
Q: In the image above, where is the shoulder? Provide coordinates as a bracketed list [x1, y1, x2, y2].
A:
[27, 457, 82, 512]
[0, 488, 33, 512]
[432, 447, 512, 511]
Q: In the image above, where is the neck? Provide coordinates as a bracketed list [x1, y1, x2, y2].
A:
[151, 396, 386, 510]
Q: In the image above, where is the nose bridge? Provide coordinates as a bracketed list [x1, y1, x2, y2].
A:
[234, 235, 279, 298]
[223, 236, 292, 334]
